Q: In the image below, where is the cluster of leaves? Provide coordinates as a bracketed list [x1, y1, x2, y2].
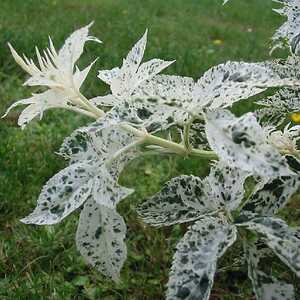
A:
[3, 0, 300, 299]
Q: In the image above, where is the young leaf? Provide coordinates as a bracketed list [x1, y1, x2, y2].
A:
[166, 217, 237, 300]
[76, 197, 127, 282]
[205, 109, 293, 178]
[243, 217, 300, 277]
[3, 90, 71, 129]
[98, 30, 174, 100]
[5, 24, 101, 126]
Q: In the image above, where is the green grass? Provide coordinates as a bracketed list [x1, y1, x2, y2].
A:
[0, 0, 299, 299]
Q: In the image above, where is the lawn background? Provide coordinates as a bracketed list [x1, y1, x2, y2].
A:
[0, 0, 299, 299]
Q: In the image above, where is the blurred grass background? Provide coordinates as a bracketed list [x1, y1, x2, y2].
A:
[0, 0, 299, 299]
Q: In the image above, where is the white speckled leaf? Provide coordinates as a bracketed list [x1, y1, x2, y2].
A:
[59, 105, 139, 163]
[90, 94, 119, 107]
[242, 176, 300, 216]
[76, 198, 127, 282]
[24, 117, 139, 225]
[98, 67, 120, 85]
[191, 61, 294, 111]
[21, 162, 94, 225]
[133, 74, 194, 105]
[99, 30, 174, 100]
[135, 59, 175, 87]
[138, 161, 248, 227]
[133, 74, 194, 127]
[243, 217, 300, 277]
[166, 217, 237, 300]
[261, 282, 295, 300]
[257, 88, 300, 126]
[137, 175, 218, 227]
[206, 161, 249, 211]
[245, 241, 295, 300]
[272, 0, 300, 54]
[205, 109, 293, 178]
[58, 22, 101, 72]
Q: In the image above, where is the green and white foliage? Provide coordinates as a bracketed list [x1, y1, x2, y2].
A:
[241, 217, 300, 277]
[166, 217, 237, 300]
[243, 175, 300, 216]
[272, 0, 300, 54]
[244, 241, 295, 300]
[21, 124, 139, 225]
[138, 161, 248, 227]
[3, 1, 300, 298]
[257, 89, 300, 125]
[76, 198, 127, 282]
[205, 109, 293, 178]
[97, 29, 175, 101]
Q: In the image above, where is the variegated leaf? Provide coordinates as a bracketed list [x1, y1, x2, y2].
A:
[21, 162, 94, 225]
[137, 175, 218, 227]
[76, 198, 127, 282]
[166, 217, 237, 300]
[272, 0, 300, 54]
[57, 22, 101, 73]
[138, 161, 248, 227]
[242, 217, 300, 277]
[256, 89, 300, 126]
[245, 241, 295, 300]
[205, 109, 293, 178]
[206, 161, 249, 211]
[191, 61, 296, 111]
[133, 74, 194, 107]
[98, 30, 174, 100]
[243, 176, 299, 216]
[3, 90, 69, 129]
[59, 105, 140, 163]
[22, 123, 139, 224]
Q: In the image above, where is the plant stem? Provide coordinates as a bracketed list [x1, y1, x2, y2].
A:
[73, 95, 218, 160]
[183, 116, 194, 151]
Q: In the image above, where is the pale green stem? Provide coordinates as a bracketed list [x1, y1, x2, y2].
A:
[63, 105, 97, 118]
[75, 91, 105, 118]
[73, 97, 218, 160]
[183, 116, 194, 151]
[105, 139, 144, 166]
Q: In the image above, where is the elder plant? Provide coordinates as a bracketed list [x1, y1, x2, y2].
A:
[3, 1, 300, 299]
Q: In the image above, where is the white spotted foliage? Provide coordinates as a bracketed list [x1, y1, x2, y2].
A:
[245, 241, 295, 300]
[76, 198, 127, 282]
[242, 217, 300, 277]
[205, 109, 293, 178]
[98, 30, 174, 101]
[22, 123, 140, 225]
[272, 0, 300, 54]
[138, 161, 249, 227]
[166, 217, 237, 300]
[4, 2, 300, 297]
